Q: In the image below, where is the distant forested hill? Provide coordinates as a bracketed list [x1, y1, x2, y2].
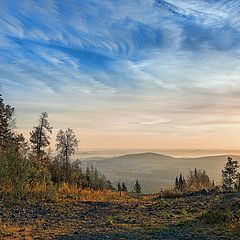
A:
[81, 153, 240, 193]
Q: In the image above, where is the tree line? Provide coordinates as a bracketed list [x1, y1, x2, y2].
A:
[0, 94, 116, 200]
[117, 180, 142, 194]
[0, 94, 143, 200]
[174, 157, 240, 193]
[175, 169, 212, 191]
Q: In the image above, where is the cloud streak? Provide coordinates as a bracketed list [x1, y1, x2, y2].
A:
[1, 0, 240, 149]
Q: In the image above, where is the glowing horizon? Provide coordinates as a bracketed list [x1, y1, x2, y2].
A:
[1, 0, 240, 150]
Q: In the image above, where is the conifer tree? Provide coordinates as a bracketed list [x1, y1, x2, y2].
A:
[212, 180, 215, 187]
[236, 173, 240, 192]
[122, 182, 127, 192]
[133, 179, 142, 194]
[175, 176, 179, 190]
[117, 182, 122, 192]
[105, 180, 114, 190]
[0, 94, 15, 149]
[182, 176, 187, 190]
[86, 166, 91, 188]
[222, 157, 239, 192]
[86, 166, 90, 178]
[117, 182, 122, 196]
[179, 174, 184, 191]
[194, 168, 198, 186]
[30, 112, 52, 160]
[93, 168, 99, 190]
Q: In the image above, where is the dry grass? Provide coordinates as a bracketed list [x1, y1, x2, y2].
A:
[0, 221, 32, 240]
[156, 186, 184, 199]
[58, 182, 136, 202]
[31, 182, 47, 192]
[1, 182, 137, 203]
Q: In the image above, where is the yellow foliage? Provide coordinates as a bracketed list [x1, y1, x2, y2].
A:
[58, 182, 132, 202]
[157, 186, 183, 198]
[31, 182, 47, 192]
[0, 220, 32, 240]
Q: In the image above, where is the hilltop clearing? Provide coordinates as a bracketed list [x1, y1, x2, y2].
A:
[1, 192, 240, 239]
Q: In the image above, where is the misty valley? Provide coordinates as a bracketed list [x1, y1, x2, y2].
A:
[80, 152, 240, 193]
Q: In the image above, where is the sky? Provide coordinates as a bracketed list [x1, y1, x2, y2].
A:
[1, 0, 240, 150]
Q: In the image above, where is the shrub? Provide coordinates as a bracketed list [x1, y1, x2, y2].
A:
[29, 183, 59, 202]
[201, 209, 234, 224]
[158, 187, 184, 199]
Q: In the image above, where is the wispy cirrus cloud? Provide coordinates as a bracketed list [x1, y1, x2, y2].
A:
[1, 0, 240, 149]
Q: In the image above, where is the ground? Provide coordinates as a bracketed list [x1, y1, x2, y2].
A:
[0, 193, 240, 239]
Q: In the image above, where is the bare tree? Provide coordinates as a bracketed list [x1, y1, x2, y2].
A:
[187, 168, 211, 190]
[55, 128, 78, 182]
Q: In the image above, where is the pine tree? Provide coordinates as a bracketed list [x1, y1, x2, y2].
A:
[105, 180, 114, 190]
[182, 176, 187, 190]
[175, 176, 179, 190]
[133, 179, 142, 194]
[86, 166, 90, 178]
[194, 168, 198, 187]
[86, 166, 91, 188]
[222, 157, 239, 192]
[30, 112, 52, 160]
[179, 174, 184, 191]
[93, 168, 99, 190]
[122, 182, 127, 192]
[117, 182, 122, 192]
[0, 94, 15, 149]
[236, 174, 240, 192]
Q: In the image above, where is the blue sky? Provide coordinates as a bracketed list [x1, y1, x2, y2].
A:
[1, 0, 240, 149]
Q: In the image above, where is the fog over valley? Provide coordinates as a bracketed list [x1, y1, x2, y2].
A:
[77, 150, 240, 193]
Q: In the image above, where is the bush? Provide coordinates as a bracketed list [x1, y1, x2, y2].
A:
[201, 208, 234, 224]
[29, 184, 59, 202]
[158, 188, 184, 199]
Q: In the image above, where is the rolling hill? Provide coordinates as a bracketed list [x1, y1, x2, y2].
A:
[80, 152, 240, 193]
